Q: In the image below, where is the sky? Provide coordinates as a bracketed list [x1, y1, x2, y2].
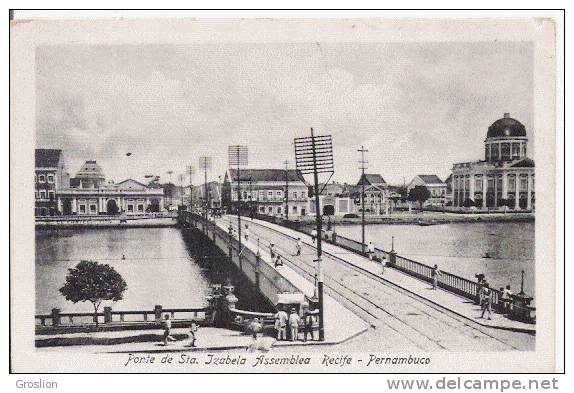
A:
[36, 42, 533, 186]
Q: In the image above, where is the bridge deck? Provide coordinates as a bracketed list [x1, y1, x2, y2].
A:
[213, 217, 369, 345]
[221, 216, 534, 351]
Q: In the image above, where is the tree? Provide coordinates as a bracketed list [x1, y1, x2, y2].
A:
[408, 185, 431, 210]
[60, 260, 127, 326]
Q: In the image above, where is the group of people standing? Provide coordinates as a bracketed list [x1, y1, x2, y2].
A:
[274, 306, 316, 342]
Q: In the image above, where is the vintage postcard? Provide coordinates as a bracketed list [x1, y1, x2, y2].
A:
[10, 15, 560, 373]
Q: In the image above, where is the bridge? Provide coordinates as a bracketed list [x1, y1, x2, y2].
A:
[178, 212, 535, 351]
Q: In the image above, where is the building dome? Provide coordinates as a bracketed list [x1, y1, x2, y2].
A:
[486, 113, 527, 138]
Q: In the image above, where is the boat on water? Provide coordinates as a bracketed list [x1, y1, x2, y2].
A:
[418, 220, 437, 226]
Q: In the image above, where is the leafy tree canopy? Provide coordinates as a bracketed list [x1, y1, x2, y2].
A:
[60, 260, 127, 324]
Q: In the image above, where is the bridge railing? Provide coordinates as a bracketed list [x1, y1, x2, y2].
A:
[240, 212, 535, 323]
[36, 306, 209, 327]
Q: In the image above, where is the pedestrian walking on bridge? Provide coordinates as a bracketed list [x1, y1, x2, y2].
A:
[367, 241, 375, 260]
[431, 264, 442, 290]
[269, 243, 275, 260]
[245, 224, 250, 242]
[480, 283, 493, 320]
[295, 238, 302, 256]
[274, 255, 284, 268]
[380, 255, 387, 275]
[311, 229, 317, 244]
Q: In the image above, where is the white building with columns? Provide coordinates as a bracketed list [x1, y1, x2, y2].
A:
[56, 161, 165, 215]
[451, 113, 535, 210]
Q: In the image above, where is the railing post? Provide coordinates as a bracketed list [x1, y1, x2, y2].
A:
[388, 250, 397, 267]
[104, 306, 112, 323]
[51, 308, 61, 327]
[154, 305, 163, 321]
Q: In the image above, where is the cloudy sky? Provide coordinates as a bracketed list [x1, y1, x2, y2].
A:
[36, 42, 533, 186]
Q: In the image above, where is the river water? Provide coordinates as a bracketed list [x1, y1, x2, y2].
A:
[35, 227, 212, 314]
[36, 222, 535, 314]
[36, 227, 274, 315]
[334, 221, 535, 296]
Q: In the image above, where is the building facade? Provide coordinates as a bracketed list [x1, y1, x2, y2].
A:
[451, 113, 535, 210]
[407, 175, 448, 207]
[55, 161, 165, 216]
[35, 149, 70, 216]
[223, 169, 308, 217]
[353, 174, 390, 215]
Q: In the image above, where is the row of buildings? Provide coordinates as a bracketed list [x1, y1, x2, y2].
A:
[34, 150, 166, 217]
[35, 113, 535, 217]
[219, 113, 535, 217]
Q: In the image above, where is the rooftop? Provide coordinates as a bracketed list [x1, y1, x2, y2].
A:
[228, 169, 306, 183]
[35, 149, 63, 168]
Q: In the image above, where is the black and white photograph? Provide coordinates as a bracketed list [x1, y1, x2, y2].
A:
[9, 13, 561, 375]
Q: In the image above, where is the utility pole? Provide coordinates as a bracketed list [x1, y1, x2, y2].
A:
[358, 145, 368, 254]
[187, 165, 195, 212]
[284, 160, 289, 221]
[166, 170, 173, 208]
[199, 157, 212, 235]
[228, 146, 248, 257]
[294, 129, 334, 342]
[178, 174, 185, 206]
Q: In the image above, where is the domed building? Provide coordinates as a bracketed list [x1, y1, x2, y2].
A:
[451, 113, 535, 210]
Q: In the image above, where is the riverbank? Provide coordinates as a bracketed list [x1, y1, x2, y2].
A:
[294, 211, 534, 226]
[35, 215, 177, 229]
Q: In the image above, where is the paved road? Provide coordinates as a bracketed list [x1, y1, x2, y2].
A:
[224, 217, 534, 352]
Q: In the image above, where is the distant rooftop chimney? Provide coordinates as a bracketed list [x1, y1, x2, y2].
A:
[503, 112, 510, 118]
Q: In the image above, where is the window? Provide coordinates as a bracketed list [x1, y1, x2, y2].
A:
[508, 176, 516, 193]
[491, 144, 500, 161]
[267, 191, 273, 198]
[268, 206, 273, 213]
[277, 207, 282, 214]
[38, 174, 46, 183]
[137, 204, 144, 212]
[48, 191, 55, 200]
[39, 190, 46, 199]
[79, 205, 86, 213]
[127, 205, 134, 212]
[259, 206, 265, 213]
[474, 176, 482, 192]
[512, 143, 520, 158]
[47, 174, 55, 183]
[259, 191, 264, 200]
[501, 143, 510, 160]
[292, 191, 298, 199]
[292, 206, 298, 213]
